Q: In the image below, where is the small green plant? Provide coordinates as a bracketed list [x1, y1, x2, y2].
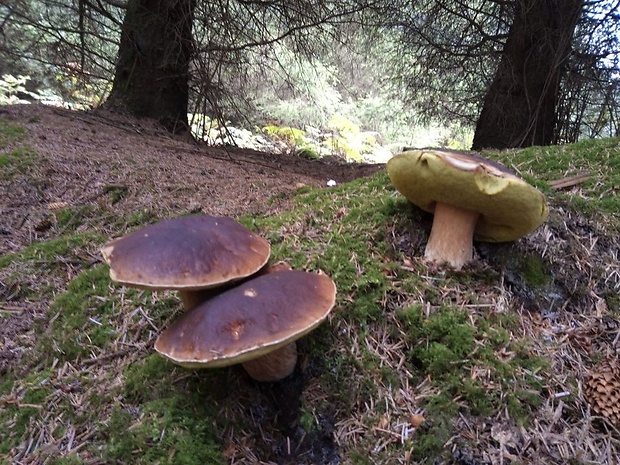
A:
[263, 125, 307, 146]
[262, 124, 321, 158]
[322, 114, 382, 161]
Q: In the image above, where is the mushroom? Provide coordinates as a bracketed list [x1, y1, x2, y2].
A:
[101, 215, 271, 309]
[387, 149, 548, 269]
[154, 269, 337, 382]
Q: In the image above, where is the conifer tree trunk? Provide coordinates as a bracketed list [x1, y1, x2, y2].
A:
[472, 0, 583, 150]
[106, 0, 195, 133]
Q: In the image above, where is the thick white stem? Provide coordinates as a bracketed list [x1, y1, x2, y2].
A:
[424, 202, 480, 270]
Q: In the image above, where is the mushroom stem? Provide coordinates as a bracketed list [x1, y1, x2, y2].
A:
[424, 202, 480, 270]
[179, 290, 217, 310]
[241, 342, 298, 382]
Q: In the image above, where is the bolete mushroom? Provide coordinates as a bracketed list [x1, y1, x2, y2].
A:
[387, 149, 548, 269]
[101, 215, 271, 309]
[154, 269, 337, 382]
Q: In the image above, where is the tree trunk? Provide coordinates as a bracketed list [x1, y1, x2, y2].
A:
[472, 0, 583, 150]
[105, 0, 195, 134]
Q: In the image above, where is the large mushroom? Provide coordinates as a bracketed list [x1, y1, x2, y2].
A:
[101, 215, 271, 309]
[154, 269, 337, 382]
[387, 149, 548, 269]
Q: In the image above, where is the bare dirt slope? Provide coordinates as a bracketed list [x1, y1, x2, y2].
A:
[1, 104, 381, 257]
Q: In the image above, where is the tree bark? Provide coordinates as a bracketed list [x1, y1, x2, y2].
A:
[472, 0, 583, 150]
[105, 0, 195, 134]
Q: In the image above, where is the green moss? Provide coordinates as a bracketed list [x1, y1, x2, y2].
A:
[399, 305, 475, 375]
[55, 205, 100, 232]
[299, 408, 317, 432]
[507, 388, 545, 425]
[296, 147, 320, 159]
[348, 451, 374, 464]
[411, 397, 454, 462]
[518, 253, 551, 287]
[0, 376, 14, 395]
[0, 118, 41, 178]
[53, 192, 156, 233]
[111, 208, 161, 231]
[244, 170, 548, 459]
[0, 117, 26, 147]
[43, 265, 119, 361]
[124, 355, 179, 403]
[0, 370, 54, 454]
[397, 303, 544, 447]
[251, 173, 397, 325]
[605, 292, 620, 313]
[103, 355, 239, 464]
[0, 232, 107, 308]
[0, 232, 105, 269]
[102, 184, 129, 204]
[0, 145, 40, 179]
[103, 401, 222, 465]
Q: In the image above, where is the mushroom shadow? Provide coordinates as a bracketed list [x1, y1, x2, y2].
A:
[251, 349, 340, 465]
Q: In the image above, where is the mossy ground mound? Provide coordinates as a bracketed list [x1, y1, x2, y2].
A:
[1, 111, 619, 464]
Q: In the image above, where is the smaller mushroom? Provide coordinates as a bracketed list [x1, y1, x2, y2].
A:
[154, 269, 337, 382]
[101, 215, 270, 309]
[387, 149, 548, 269]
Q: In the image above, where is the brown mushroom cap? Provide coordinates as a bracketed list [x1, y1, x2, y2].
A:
[154, 270, 337, 368]
[387, 149, 548, 242]
[101, 215, 270, 291]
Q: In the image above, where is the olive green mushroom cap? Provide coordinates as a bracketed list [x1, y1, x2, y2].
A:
[154, 270, 337, 368]
[387, 149, 548, 242]
[101, 215, 270, 290]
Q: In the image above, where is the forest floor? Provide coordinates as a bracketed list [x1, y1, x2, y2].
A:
[1, 103, 620, 465]
[0, 104, 381, 258]
[0, 103, 381, 375]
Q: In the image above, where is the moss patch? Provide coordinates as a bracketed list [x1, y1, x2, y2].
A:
[0, 117, 27, 146]
[0, 117, 41, 179]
